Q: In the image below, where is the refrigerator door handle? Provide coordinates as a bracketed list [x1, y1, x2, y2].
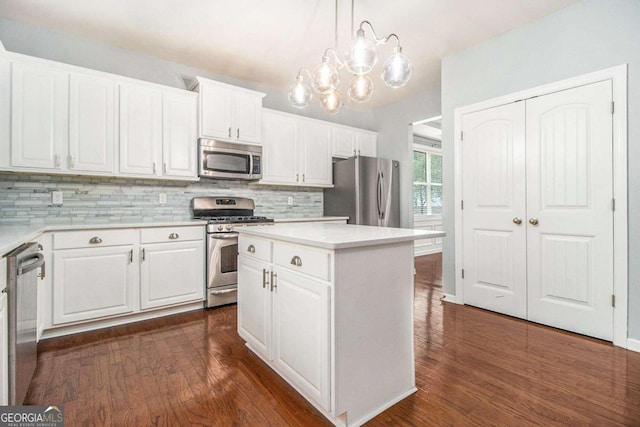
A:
[380, 171, 385, 220]
[376, 172, 382, 220]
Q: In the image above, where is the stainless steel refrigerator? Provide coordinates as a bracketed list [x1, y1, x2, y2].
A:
[324, 156, 400, 227]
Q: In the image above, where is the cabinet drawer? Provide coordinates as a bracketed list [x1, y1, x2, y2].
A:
[238, 235, 272, 262]
[53, 229, 137, 250]
[273, 242, 330, 281]
[140, 226, 204, 244]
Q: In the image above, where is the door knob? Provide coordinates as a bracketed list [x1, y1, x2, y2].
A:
[512, 217, 522, 225]
[529, 218, 539, 226]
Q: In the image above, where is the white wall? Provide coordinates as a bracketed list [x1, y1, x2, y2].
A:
[440, 0, 640, 339]
[372, 87, 441, 228]
[0, 18, 374, 131]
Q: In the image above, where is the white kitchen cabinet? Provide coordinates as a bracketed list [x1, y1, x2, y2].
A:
[332, 126, 377, 159]
[260, 109, 332, 187]
[299, 120, 332, 186]
[237, 255, 272, 358]
[272, 268, 330, 411]
[46, 225, 204, 333]
[119, 83, 163, 176]
[69, 72, 115, 173]
[0, 258, 8, 406]
[10, 61, 68, 170]
[261, 109, 298, 185]
[52, 244, 137, 325]
[139, 227, 204, 310]
[162, 91, 198, 178]
[195, 77, 265, 144]
[237, 235, 331, 411]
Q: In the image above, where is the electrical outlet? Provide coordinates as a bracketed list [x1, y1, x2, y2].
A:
[287, 196, 293, 206]
[159, 193, 167, 205]
[51, 191, 63, 205]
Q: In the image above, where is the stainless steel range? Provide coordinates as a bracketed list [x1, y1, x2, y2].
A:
[192, 197, 273, 308]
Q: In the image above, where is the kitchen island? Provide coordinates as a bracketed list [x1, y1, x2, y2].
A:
[236, 223, 445, 427]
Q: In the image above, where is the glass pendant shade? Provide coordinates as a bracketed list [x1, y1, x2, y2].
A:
[348, 74, 374, 103]
[344, 29, 378, 75]
[311, 56, 339, 94]
[381, 47, 413, 88]
[288, 76, 312, 109]
[321, 90, 343, 115]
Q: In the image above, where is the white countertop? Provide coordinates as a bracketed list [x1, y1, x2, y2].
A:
[273, 216, 349, 223]
[238, 223, 445, 250]
[0, 219, 206, 257]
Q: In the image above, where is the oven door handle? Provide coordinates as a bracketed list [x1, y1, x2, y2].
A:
[210, 288, 237, 295]
[210, 233, 238, 239]
[249, 153, 254, 178]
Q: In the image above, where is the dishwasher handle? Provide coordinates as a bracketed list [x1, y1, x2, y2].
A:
[17, 253, 45, 276]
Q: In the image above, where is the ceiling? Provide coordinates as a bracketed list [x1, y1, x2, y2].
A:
[0, 0, 579, 111]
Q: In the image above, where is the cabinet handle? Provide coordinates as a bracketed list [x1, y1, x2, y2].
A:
[54, 154, 61, 168]
[129, 249, 133, 263]
[228, 127, 232, 138]
[163, 163, 167, 174]
[247, 244, 255, 253]
[141, 248, 146, 261]
[89, 237, 102, 244]
[68, 155, 75, 169]
[237, 128, 240, 139]
[290, 256, 303, 267]
[168, 233, 179, 240]
[296, 173, 299, 182]
[270, 271, 277, 292]
[153, 162, 157, 173]
[262, 268, 269, 288]
[302, 174, 305, 182]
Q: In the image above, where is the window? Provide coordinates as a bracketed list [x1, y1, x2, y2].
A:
[413, 147, 442, 216]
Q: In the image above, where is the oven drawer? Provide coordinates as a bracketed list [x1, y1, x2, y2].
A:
[238, 236, 272, 262]
[53, 229, 137, 249]
[141, 226, 204, 244]
[273, 242, 330, 281]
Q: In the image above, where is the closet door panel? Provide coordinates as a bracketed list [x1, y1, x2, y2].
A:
[526, 80, 614, 341]
[461, 102, 527, 319]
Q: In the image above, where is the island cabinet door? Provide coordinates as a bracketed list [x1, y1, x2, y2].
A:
[237, 255, 272, 358]
[272, 268, 330, 411]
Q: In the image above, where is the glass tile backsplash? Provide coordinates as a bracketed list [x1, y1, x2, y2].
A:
[0, 173, 323, 224]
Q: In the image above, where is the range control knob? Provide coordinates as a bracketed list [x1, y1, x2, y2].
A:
[217, 225, 224, 231]
[225, 224, 233, 231]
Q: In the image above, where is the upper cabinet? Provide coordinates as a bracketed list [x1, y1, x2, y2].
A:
[0, 54, 199, 181]
[332, 126, 377, 159]
[260, 109, 377, 188]
[194, 77, 265, 144]
[261, 109, 332, 187]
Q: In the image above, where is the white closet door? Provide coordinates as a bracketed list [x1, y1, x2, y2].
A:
[526, 80, 613, 340]
[461, 102, 527, 318]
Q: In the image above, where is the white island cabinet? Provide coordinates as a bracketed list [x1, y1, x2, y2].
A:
[237, 223, 445, 427]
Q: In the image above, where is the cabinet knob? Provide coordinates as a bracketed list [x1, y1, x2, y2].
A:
[512, 217, 522, 225]
[89, 237, 102, 244]
[290, 256, 303, 267]
[247, 244, 256, 253]
[168, 233, 179, 240]
[529, 218, 539, 226]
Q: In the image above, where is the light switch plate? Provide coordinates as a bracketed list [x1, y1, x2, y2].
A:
[51, 191, 63, 205]
[287, 196, 293, 206]
[159, 193, 167, 205]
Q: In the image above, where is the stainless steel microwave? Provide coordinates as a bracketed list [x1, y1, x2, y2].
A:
[199, 139, 262, 180]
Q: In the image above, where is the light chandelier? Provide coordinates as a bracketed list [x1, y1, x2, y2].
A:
[288, 0, 412, 114]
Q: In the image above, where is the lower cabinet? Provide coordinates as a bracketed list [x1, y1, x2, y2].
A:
[49, 225, 204, 330]
[0, 273, 8, 406]
[238, 237, 331, 411]
[140, 240, 204, 310]
[53, 244, 136, 324]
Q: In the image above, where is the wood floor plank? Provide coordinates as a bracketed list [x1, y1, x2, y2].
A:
[27, 254, 640, 426]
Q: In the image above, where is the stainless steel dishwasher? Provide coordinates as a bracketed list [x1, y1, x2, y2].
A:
[5, 242, 44, 405]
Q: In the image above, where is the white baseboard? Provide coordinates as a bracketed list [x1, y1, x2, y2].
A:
[442, 293, 457, 304]
[627, 338, 640, 353]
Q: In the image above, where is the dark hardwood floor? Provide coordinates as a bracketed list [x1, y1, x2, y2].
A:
[27, 253, 640, 426]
